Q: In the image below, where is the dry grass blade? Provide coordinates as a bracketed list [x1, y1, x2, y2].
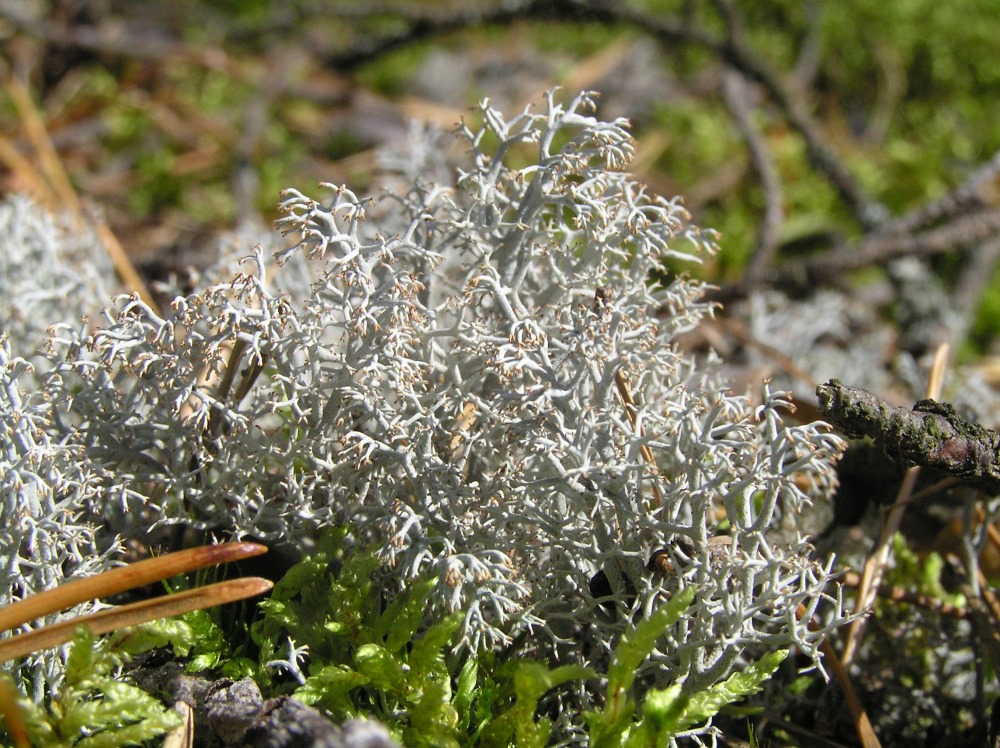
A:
[91, 220, 157, 312]
[0, 577, 273, 663]
[591, 285, 664, 510]
[613, 362, 664, 509]
[840, 342, 949, 667]
[796, 603, 881, 748]
[0, 542, 267, 634]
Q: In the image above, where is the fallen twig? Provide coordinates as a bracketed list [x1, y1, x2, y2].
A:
[721, 68, 784, 283]
[816, 378, 1000, 493]
[775, 207, 1000, 291]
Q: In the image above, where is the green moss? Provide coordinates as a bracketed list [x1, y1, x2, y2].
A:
[529, 23, 624, 57]
[357, 45, 432, 97]
[10, 624, 193, 747]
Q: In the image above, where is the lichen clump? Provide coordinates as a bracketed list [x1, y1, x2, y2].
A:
[2, 92, 849, 731]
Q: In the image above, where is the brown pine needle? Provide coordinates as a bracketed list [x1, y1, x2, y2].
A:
[0, 542, 268, 634]
[4, 76, 83, 216]
[0, 577, 273, 663]
[92, 220, 159, 314]
[0, 676, 30, 748]
[0, 132, 55, 205]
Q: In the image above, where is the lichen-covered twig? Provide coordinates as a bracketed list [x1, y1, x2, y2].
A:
[816, 378, 1000, 492]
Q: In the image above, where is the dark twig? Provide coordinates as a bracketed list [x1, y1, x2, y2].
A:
[953, 235, 1000, 344]
[696, 0, 885, 229]
[0, 8, 237, 72]
[8, 0, 886, 238]
[313, 0, 886, 232]
[721, 68, 783, 284]
[319, 3, 534, 72]
[791, 1, 824, 89]
[816, 379, 1000, 493]
[773, 207, 1000, 290]
[879, 148, 1000, 236]
[600, 0, 881, 230]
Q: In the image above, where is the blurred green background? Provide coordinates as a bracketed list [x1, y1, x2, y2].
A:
[3, 0, 1000, 354]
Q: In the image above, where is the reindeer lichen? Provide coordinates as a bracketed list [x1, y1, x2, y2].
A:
[2, 91, 850, 743]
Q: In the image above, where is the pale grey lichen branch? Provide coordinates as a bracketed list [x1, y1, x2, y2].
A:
[0, 199, 123, 695]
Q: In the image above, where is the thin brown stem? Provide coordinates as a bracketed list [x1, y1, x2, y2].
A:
[838, 345, 949, 668]
[839, 570, 966, 619]
[595, 285, 665, 510]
